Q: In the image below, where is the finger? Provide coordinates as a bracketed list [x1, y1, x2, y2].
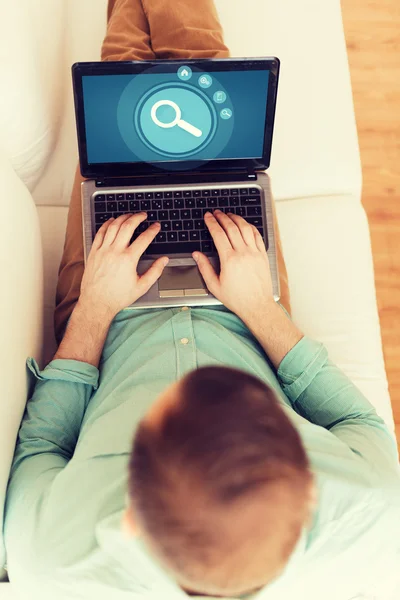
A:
[225, 212, 256, 247]
[211, 210, 246, 250]
[203, 212, 233, 257]
[251, 224, 268, 254]
[192, 251, 219, 295]
[138, 256, 170, 295]
[91, 217, 115, 251]
[128, 221, 161, 259]
[107, 212, 148, 249]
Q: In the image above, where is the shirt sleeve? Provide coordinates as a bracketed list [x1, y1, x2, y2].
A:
[277, 336, 400, 487]
[6, 357, 99, 509]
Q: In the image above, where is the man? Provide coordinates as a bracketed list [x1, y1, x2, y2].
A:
[4, 1, 400, 599]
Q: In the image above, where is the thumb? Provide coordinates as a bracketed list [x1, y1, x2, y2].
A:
[138, 256, 169, 294]
[193, 252, 219, 294]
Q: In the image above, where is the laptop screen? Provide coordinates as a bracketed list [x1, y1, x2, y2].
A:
[72, 58, 279, 178]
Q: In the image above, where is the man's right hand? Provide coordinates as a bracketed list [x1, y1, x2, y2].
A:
[192, 209, 276, 324]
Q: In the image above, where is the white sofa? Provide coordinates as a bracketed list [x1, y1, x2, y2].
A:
[1, 0, 396, 597]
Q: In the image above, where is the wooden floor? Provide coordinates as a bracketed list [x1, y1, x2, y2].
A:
[341, 0, 400, 453]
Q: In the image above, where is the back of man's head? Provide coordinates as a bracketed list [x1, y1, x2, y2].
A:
[128, 366, 315, 597]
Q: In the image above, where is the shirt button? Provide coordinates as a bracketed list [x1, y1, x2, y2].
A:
[180, 338, 189, 345]
[181, 306, 189, 311]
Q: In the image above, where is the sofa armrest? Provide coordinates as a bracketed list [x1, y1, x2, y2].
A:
[0, 154, 44, 574]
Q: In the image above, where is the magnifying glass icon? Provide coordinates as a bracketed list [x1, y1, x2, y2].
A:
[151, 100, 203, 138]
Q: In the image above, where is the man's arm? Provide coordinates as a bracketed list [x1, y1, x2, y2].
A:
[53, 300, 114, 368]
[246, 302, 400, 487]
[242, 300, 304, 370]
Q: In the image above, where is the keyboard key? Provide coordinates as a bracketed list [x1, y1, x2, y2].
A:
[135, 193, 144, 200]
[174, 191, 182, 198]
[118, 201, 128, 211]
[247, 217, 263, 227]
[249, 188, 261, 195]
[107, 201, 117, 211]
[163, 199, 173, 209]
[230, 196, 240, 206]
[107, 194, 116, 201]
[196, 198, 207, 208]
[127, 193, 135, 200]
[193, 190, 201, 197]
[240, 188, 249, 195]
[183, 220, 193, 230]
[174, 199, 184, 209]
[201, 229, 212, 240]
[167, 231, 178, 242]
[164, 191, 173, 198]
[138, 222, 148, 233]
[172, 221, 183, 230]
[185, 198, 195, 208]
[95, 194, 105, 202]
[230, 189, 239, 195]
[95, 212, 113, 224]
[207, 198, 218, 208]
[95, 202, 106, 212]
[192, 208, 202, 219]
[152, 199, 162, 210]
[247, 206, 261, 216]
[117, 193, 125, 201]
[178, 231, 189, 241]
[242, 196, 261, 205]
[155, 231, 167, 242]
[170, 210, 180, 220]
[147, 211, 158, 221]
[236, 207, 246, 216]
[211, 189, 220, 196]
[129, 200, 140, 211]
[113, 212, 124, 219]
[146, 241, 201, 255]
[183, 190, 192, 197]
[181, 209, 191, 219]
[195, 220, 203, 229]
[141, 200, 151, 210]
[202, 189, 210, 197]
[158, 210, 169, 221]
[201, 241, 213, 253]
[220, 189, 230, 196]
[145, 192, 154, 199]
[218, 197, 229, 207]
[202, 208, 209, 217]
[155, 192, 163, 199]
[161, 221, 171, 231]
[190, 230, 200, 241]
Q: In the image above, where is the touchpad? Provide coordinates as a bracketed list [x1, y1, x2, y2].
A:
[158, 265, 208, 298]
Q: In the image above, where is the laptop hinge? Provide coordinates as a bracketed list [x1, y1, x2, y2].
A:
[95, 169, 257, 188]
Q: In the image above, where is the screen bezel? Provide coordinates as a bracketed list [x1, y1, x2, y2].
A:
[72, 57, 280, 178]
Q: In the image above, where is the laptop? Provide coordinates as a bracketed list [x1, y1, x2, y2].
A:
[72, 57, 281, 308]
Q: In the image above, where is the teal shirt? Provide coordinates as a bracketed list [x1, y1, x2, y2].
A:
[4, 305, 400, 600]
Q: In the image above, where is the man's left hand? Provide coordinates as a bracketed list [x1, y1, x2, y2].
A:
[79, 212, 169, 318]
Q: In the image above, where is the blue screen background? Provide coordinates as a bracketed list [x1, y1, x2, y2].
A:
[82, 70, 269, 164]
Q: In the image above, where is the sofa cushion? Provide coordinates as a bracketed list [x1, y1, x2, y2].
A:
[0, 3, 56, 191]
[0, 153, 43, 574]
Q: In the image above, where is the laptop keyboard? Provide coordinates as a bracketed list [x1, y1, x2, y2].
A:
[93, 187, 266, 256]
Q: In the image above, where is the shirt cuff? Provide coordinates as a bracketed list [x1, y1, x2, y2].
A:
[277, 336, 328, 403]
[26, 357, 99, 390]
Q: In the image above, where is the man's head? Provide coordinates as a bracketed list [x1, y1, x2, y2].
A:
[122, 366, 316, 597]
